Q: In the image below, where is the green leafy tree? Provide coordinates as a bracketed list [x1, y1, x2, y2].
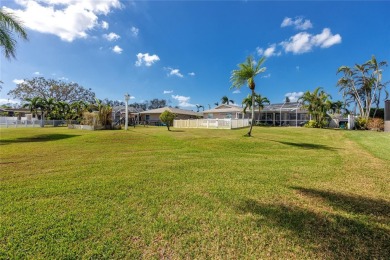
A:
[159, 110, 175, 131]
[8, 77, 95, 103]
[337, 55, 388, 121]
[0, 8, 28, 60]
[231, 55, 266, 136]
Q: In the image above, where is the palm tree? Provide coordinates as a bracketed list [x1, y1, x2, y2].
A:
[22, 97, 43, 119]
[196, 104, 204, 112]
[0, 8, 28, 60]
[299, 87, 331, 128]
[231, 55, 266, 136]
[336, 55, 388, 121]
[242, 94, 253, 114]
[214, 102, 219, 106]
[255, 94, 270, 120]
[221, 96, 234, 105]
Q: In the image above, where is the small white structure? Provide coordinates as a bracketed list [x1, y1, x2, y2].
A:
[203, 104, 247, 119]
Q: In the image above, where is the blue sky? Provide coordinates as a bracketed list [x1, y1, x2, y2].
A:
[1, 0, 389, 109]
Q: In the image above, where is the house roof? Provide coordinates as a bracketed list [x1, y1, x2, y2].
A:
[261, 102, 306, 112]
[113, 105, 144, 113]
[139, 106, 201, 116]
[203, 104, 244, 113]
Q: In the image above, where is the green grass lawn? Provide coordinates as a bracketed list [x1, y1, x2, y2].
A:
[1, 126, 389, 259]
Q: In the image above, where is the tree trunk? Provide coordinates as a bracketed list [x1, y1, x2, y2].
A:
[247, 90, 255, 136]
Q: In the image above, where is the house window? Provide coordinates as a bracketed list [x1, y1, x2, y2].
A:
[289, 113, 296, 120]
[208, 113, 213, 119]
[145, 115, 150, 121]
[226, 113, 232, 119]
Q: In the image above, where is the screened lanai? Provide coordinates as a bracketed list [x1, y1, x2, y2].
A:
[254, 102, 309, 126]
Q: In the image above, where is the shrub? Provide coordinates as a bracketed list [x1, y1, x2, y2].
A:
[367, 118, 384, 131]
[304, 119, 328, 128]
[355, 117, 368, 130]
[159, 110, 176, 131]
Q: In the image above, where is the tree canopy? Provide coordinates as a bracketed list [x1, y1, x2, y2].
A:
[159, 110, 175, 131]
[8, 77, 96, 103]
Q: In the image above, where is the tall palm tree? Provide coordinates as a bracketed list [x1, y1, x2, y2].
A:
[231, 55, 266, 136]
[255, 94, 270, 120]
[221, 96, 234, 105]
[0, 8, 28, 60]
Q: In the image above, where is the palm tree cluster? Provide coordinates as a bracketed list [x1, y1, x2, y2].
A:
[242, 93, 270, 120]
[299, 87, 333, 128]
[23, 97, 90, 122]
[337, 55, 388, 120]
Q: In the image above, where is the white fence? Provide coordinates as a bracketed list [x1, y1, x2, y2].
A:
[173, 118, 250, 129]
[0, 118, 78, 128]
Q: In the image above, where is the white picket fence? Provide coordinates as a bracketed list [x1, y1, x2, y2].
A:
[0, 118, 78, 128]
[173, 118, 250, 129]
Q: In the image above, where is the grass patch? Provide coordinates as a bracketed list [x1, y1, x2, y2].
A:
[1, 126, 389, 258]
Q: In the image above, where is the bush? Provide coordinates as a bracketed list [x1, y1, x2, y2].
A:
[355, 117, 368, 130]
[304, 119, 328, 128]
[367, 118, 384, 131]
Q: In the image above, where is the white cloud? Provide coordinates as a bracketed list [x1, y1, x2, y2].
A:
[281, 17, 313, 30]
[171, 95, 195, 108]
[165, 67, 184, 78]
[103, 32, 120, 41]
[101, 21, 109, 29]
[257, 44, 281, 58]
[58, 77, 69, 81]
[284, 91, 304, 102]
[4, 0, 122, 42]
[312, 28, 342, 48]
[130, 26, 139, 37]
[261, 73, 271, 79]
[0, 98, 20, 105]
[280, 28, 341, 54]
[112, 45, 122, 54]
[163, 90, 173, 94]
[33, 71, 40, 75]
[232, 89, 241, 94]
[188, 72, 195, 76]
[13, 79, 25, 84]
[135, 53, 160, 67]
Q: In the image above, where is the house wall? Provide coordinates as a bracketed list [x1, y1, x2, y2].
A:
[140, 113, 199, 122]
[204, 112, 243, 119]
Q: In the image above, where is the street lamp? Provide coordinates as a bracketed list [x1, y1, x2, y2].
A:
[124, 93, 130, 130]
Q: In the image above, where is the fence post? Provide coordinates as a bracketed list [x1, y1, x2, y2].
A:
[25, 120, 27, 127]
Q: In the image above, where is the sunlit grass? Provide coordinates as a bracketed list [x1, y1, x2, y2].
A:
[1, 126, 389, 258]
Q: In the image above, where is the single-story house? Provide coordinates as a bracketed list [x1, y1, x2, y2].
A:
[139, 107, 202, 125]
[112, 106, 144, 125]
[202, 104, 248, 119]
[255, 102, 309, 126]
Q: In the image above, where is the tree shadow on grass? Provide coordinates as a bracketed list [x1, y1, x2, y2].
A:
[237, 193, 390, 258]
[272, 140, 338, 151]
[292, 187, 390, 219]
[0, 134, 80, 145]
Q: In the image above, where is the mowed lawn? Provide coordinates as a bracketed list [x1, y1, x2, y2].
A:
[1, 126, 389, 259]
